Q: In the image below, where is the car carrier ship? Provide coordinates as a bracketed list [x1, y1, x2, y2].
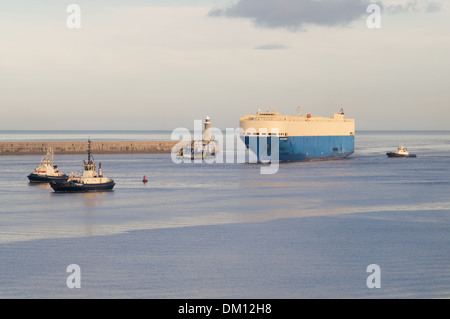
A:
[240, 107, 355, 162]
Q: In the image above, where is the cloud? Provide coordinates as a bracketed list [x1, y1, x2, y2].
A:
[209, 0, 443, 30]
[385, 0, 443, 13]
[385, 0, 419, 13]
[209, 0, 374, 30]
[425, 2, 442, 12]
[254, 44, 289, 50]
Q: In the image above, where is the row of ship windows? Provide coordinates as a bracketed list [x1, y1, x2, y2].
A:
[242, 132, 354, 136]
[242, 132, 288, 136]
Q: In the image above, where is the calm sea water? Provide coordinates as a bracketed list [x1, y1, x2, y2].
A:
[0, 131, 449, 298]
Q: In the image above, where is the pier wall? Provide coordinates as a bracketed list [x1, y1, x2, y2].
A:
[0, 141, 186, 155]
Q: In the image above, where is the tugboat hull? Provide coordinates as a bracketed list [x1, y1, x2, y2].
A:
[50, 180, 115, 192]
[386, 153, 417, 158]
[28, 173, 68, 183]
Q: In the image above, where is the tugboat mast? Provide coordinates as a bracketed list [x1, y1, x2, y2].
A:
[87, 138, 92, 163]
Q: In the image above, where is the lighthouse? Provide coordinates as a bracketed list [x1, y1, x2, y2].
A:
[203, 116, 212, 142]
[176, 115, 219, 160]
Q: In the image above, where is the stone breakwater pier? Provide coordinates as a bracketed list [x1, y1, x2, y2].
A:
[0, 141, 184, 155]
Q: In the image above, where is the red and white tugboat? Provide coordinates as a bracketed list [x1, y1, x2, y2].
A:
[27, 148, 68, 183]
[386, 145, 417, 158]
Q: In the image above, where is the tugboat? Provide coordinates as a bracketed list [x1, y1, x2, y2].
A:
[386, 145, 417, 158]
[50, 139, 115, 192]
[27, 148, 68, 183]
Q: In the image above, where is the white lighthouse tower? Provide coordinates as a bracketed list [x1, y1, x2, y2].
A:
[203, 116, 212, 142]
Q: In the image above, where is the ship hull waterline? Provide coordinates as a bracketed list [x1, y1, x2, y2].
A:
[50, 181, 115, 192]
[242, 135, 355, 162]
[386, 153, 417, 158]
[28, 174, 69, 183]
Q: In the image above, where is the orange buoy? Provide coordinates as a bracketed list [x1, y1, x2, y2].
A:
[142, 176, 148, 183]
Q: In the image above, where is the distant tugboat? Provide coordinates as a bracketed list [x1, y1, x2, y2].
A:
[27, 148, 68, 183]
[386, 145, 417, 158]
[50, 139, 115, 192]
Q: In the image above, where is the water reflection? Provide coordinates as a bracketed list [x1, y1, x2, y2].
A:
[50, 190, 111, 207]
[28, 182, 51, 190]
[82, 191, 108, 207]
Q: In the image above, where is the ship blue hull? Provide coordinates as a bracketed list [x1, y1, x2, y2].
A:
[243, 135, 354, 162]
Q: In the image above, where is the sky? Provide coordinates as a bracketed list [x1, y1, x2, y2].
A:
[0, 0, 449, 130]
